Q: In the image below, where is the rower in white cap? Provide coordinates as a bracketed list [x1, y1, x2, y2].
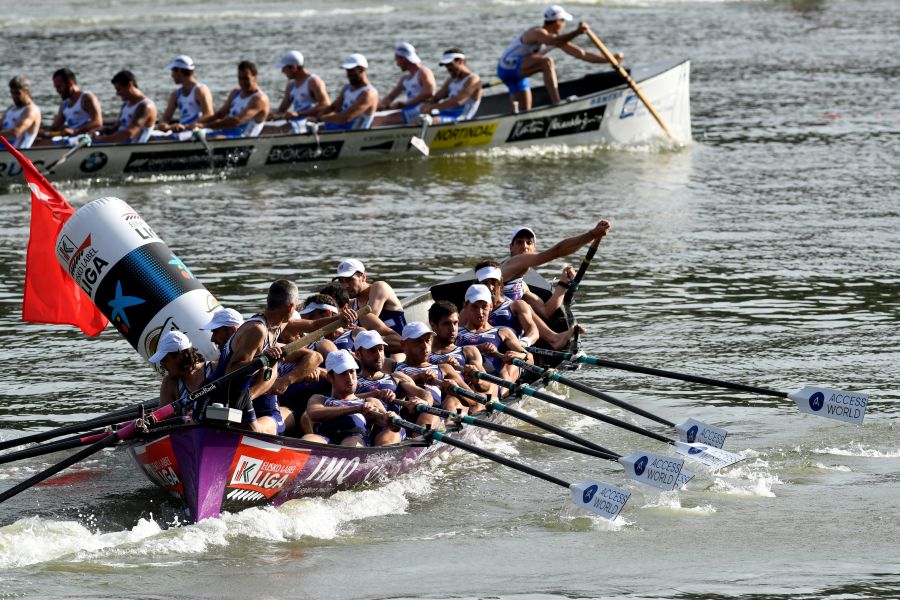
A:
[334, 258, 406, 352]
[267, 50, 330, 134]
[313, 53, 378, 131]
[457, 284, 532, 383]
[156, 55, 214, 133]
[200, 307, 244, 353]
[373, 42, 436, 127]
[496, 4, 623, 111]
[150, 330, 214, 416]
[420, 48, 482, 123]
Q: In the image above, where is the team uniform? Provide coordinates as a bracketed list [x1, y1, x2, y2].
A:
[398, 70, 427, 124]
[350, 297, 407, 336]
[428, 346, 467, 367]
[503, 276, 527, 301]
[324, 84, 375, 131]
[276, 359, 330, 422]
[1, 103, 40, 149]
[356, 371, 406, 441]
[497, 34, 544, 94]
[312, 396, 370, 445]
[394, 362, 443, 406]
[456, 326, 509, 374]
[217, 90, 265, 138]
[54, 92, 96, 146]
[175, 83, 209, 126]
[115, 97, 156, 143]
[436, 74, 481, 122]
[286, 75, 322, 133]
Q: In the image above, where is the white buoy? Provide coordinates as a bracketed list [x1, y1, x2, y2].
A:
[56, 197, 220, 361]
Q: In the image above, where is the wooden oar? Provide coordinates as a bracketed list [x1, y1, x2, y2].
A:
[391, 416, 631, 520]
[0, 310, 366, 504]
[584, 27, 674, 140]
[525, 346, 870, 426]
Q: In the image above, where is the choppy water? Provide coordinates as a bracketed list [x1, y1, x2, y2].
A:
[0, 0, 898, 598]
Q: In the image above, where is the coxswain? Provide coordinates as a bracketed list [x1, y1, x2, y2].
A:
[313, 54, 378, 131]
[36, 68, 102, 143]
[496, 5, 622, 111]
[334, 258, 405, 351]
[150, 330, 213, 416]
[200, 60, 269, 138]
[456, 284, 531, 383]
[372, 42, 436, 127]
[419, 49, 482, 123]
[394, 322, 472, 415]
[93, 70, 157, 144]
[1, 75, 41, 149]
[501, 220, 610, 320]
[156, 55, 214, 133]
[268, 50, 330, 133]
[301, 350, 400, 447]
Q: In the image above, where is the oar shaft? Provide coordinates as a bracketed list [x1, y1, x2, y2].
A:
[565, 235, 601, 303]
[393, 418, 571, 489]
[0, 433, 119, 504]
[511, 358, 676, 427]
[473, 370, 673, 445]
[0, 430, 108, 466]
[526, 347, 787, 399]
[449, 385, 620, 457]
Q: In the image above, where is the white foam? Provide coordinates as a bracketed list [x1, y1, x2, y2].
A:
[812, 462, 852, 472]
[812, 443, 900, 458]
[709, 458, 781, 497]
[640, 492, 717, 514]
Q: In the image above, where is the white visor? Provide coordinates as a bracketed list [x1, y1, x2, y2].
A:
[475, 266, 503, 282]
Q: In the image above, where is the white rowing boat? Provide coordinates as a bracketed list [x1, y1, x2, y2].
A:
[0, 59, 690, 188]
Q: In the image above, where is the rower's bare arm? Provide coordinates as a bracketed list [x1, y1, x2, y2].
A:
[309, 78, 330, 112]
[305, 396, 364, 422]
[275, 82, 293, 115]
[158, 376, 178, 409]
[379, 80, 404, 109]
[501, 219, 611, 278]
[47, 108, 65, 133]
[5, 105, 40, 137]
[512, 300, 540, 344]
[405, 71, 437, 106]
[224, 324, 266, 374]
[159, 89, 179, 125]
[196, 86, 215, 122]
[202, 90, 237, 126]
[326, 89, 376, 124]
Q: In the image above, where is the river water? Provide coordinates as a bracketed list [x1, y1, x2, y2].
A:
[0, 0, 898, 598]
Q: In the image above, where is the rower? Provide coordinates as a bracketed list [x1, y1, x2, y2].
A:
[394, 322, 472, 415]
[156, 55, 214, 133]
[313, 54, 378, 131]
[475, 259, 577, 350]
[36, 68, 102, 144]
[427, 300, 493, 396]
[334, 258, 405, 351]
[501, 220, 610, 320]
[456, 284, 531, 383]
[200, 307, 244, 353]
[288, 293, 356, 357]
[1, 75, 41, 149]
[419, 49, 482, 123]
[496, 5, 623, 111]
[301, 350, 400, 447]
[354, 330, 441, 433]
[150, 330, 213, 415]
[372, 42, 436, 127]
[267, 50, 330, 134]
[200, 60, 270, 138]
[93, 70, 158, 144]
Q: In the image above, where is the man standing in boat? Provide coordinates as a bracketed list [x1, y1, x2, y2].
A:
[419, 49, 482, 123]
[268, 50, 330, 133]
[93, 70, 158, 144]
[1, 75, 41, 149]
[313, 54, 378, 131]
[496, 5, 623, 111]
[156, 55, 215, 133]
[37, 68, 103, 142]
[501, 220, 611, 320]
[373, 42, 436, 127]
[200, 60, 270, 138]
[335, 258, 405, 351]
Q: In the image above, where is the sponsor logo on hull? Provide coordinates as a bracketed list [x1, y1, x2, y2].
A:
[80, 152, 108, 173]
[224, 437, 311, 502]
[430, 122, 499, 150]
[123, 146, 254, 173]
[265, 141, 342, 164]
[506, 105, 606, 142]
[135, 436, 184, 497]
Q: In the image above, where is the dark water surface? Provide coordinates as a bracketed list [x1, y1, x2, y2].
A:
[0, 0, 897, 598]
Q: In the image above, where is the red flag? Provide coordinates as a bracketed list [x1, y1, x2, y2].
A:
[1, 138, 108, 335]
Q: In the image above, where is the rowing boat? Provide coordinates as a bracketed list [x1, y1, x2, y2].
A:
[125, 271, 579, 521]
[0, 59, 690, 189]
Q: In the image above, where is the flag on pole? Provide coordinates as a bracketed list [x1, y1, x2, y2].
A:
[1, 137, 108, 335]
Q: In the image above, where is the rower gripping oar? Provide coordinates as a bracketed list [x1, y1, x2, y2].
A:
[43, 134, 92, 172]
[391, 416, 631, 520]
[526, 346, 870, 426]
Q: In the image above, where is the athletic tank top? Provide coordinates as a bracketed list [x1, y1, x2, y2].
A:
[402, 70, 424, 100]
[499, 34, 544, 70]
[394, 362, 443, 405]
[289, 75, 320, 113]
[314, 396, 369, 443]
[488, 299, 520, 333]
[350, 297, 407, 336]
[118, 97, 155, 143]
[61, 91, 93, 130]
[175, 362, 214, 415]
[503, 277, 526, 301]
[428, 346, 467, 367]
[176, 82, 208, 125]
[229, 90, 265, 137]
[456, 326, 507, 373]
[339, 84, 375, 130]
[447, 73, 481, 120]
[2, 103, 39, 148]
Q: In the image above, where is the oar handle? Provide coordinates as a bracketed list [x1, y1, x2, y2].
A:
[564, 235, 602, 304]
[584, 27, 673, 140]
[283, 306, 371, 355]
[391, 417, 572, 489]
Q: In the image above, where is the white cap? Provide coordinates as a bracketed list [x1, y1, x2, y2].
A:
[341, 53, 369, 70]
[355, 330, 388, 349]
[544, 5, 574, 21]
[475, 266, 503, 282]
[395, 42, 421, 65]
[276, 50, 305, 69]
[401, 322, 434, 340]
[325, 349, 359, 373]
[149, 330, 192, 364]
[200, 308, 244, 330]
[166, 55, 195, 71]
[335, 258, 365, 278]
[299, 301, 338, 316]
[439, 51, 466, 66]
[465, 284, 492, 305]
[509, 225, 537, 246]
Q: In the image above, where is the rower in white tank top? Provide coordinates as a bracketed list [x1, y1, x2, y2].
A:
[176, 83, 209, 126]
[117, 97, 156, 143]
[2, 102, 40, 148]
[327, 84, 374, 131]
[226, 90, 265, 137]
[62, 91, 95, 131]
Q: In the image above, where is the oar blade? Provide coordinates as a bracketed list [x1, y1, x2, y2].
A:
[569, 479, 630, 520]
[675, 418, 728, 448]
[673, 441, 744, 470]
[676, 468, 695, 489]
[410, 136, 430, 156]
[788, 386, 868, 425]
[618, 451, 685, 491]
